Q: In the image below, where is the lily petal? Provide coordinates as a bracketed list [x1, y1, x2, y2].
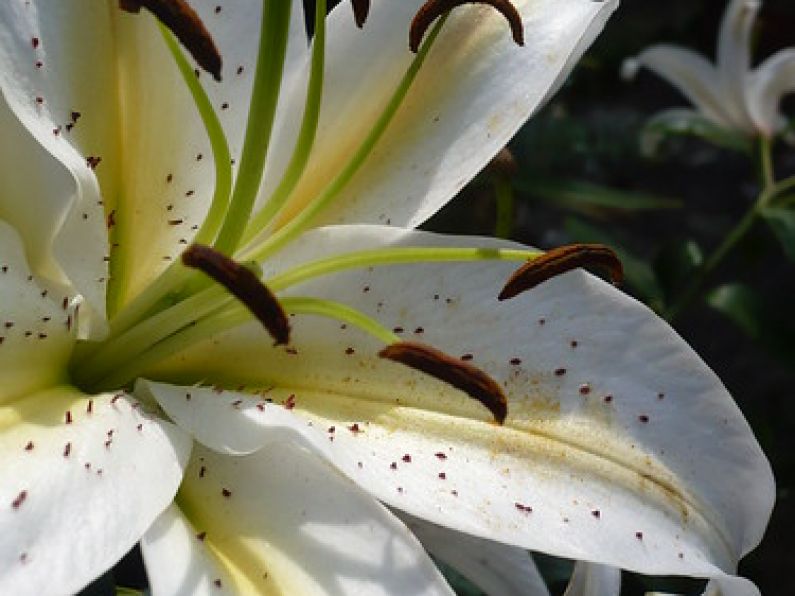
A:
[262, 0, 617, 230]
[716, 0, 760, 130]
[110, 9, 221, 306]
[0, 220, 74, 403]
[621, 45, 736, 129]
[144, 224, 773, 587]
[563, 561, 620, 596]
[110, 1, 309, 306]
[0, 389, 190, 595]
[0, 1, 114, 332]
[398, 512, 550, 596]
[746, 49, 795, 137]
[141, 440, 453, 595]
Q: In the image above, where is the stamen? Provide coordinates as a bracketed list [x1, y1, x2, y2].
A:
[350, 0, 370, 28]
[498, 244, 623, 301]
[182, 244, 289, 345]
[410, 0, 524, 53]
[379, 342, 508, 424]
[120, 0, 222, 81]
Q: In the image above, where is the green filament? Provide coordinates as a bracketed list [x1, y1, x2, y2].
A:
[280, 296, 401, 344]
[213, 0, 292, 255]
[89, 296, 399, 391]
[268, 246, 540, 292]
[242, 0, 328, 243]
[238, 15, 449, 263]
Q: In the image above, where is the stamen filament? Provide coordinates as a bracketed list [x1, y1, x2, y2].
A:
[74, 285, 231, 387]
[213, 0, 292, 255]
[267, 246, 540, 292]
[89, 304, 249, 392]
[87, 296, 398, 391]
[280, 296, 400, 345]
[241, 0, 328, 244]
[237, 15, 450, 264]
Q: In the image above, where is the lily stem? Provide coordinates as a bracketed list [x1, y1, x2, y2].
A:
[664, 137, 776, 322]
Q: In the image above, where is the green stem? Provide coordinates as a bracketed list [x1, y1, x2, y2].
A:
[238, 15, 448, 263]
[241, 0, 327, 244]
[213, 0, 292, 255]
[665, 138, 776, 321]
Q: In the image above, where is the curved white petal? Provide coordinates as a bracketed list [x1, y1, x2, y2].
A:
[701, 576, 761, 596]
[142, 441, 452, 595]
[141, 504, 243, 596]
[0, 389, 190, 595]
[747, 49, 795, 137]
[0, 220, 75, 403]
[144, 224, 773, 588]
[110, 10, 219, 307]
[622, 45, 738, 129]
[0, 1, 115, 333]
[258, 0, 617, 231]
[110, 1, 309, 307]
[716, 0, 760, 130]
[399, 512, 550, 596]
[563, 561, 620, 596]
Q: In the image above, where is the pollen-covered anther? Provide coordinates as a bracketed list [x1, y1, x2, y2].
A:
[498, 243, 623, 301]
[410, 0, 524, 53]
[350, 0, 370, 28]
[182, 244, 290, 345]
[379, 341, 508, 424]
[119, 0, 222, 81]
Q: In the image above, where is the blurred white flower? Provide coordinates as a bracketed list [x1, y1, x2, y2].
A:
[623, 0, 795, 139]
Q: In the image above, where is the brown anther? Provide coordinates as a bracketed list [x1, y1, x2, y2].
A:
[182, 244, 289, 345]
[410, 0, 524, 53]
[119, 0, 222, 81]
[379, 341, 507, 424]
[350, 0, 370, 28]
[498, 244, 623, 301]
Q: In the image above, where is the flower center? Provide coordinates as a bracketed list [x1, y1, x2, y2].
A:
[69, 0, 619, 425]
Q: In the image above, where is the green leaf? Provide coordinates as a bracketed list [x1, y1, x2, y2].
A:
[706, 284, 765, 339]
[653, 239, 704, 300]
[707, 283, 795, 362]
[563, 218, 665, 311]
[641, 109, 753, 156]
[515, 177, 681, 214]
[760, 206, 795, 261]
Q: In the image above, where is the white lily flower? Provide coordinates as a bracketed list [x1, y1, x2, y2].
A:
[623, 0, 795, 139]
[0, 1, 774, 595]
